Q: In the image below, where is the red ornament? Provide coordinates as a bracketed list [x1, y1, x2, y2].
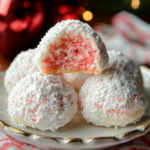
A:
[0, 0, 44, 58]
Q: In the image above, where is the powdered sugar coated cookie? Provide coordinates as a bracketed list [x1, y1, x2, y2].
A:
[62, 73, 91, 93]
[8, 72, 78, 131]
[79, 68, 147, 128]
[108, 50, 143, 90]
[4, 49, 38, 93]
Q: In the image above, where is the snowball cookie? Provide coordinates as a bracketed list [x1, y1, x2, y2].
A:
[62, 73, 91, 93]
[35, 20, 109, 74]
[79, 68, 147, 128]
[4, 49, 38, 93]
[8, 72, 78, 131]
[108, 50, 143, 91]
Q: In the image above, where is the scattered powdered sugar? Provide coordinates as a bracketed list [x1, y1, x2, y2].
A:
[62, 73, 91, 93]
[79, 68, 147, 128]
[35, 20, 109, 74]
[4, 48, 39, 93]
[7, 72, 78, 131]
[107, 50, 143, 91]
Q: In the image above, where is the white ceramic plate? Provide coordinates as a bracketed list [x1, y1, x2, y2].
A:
[0, 67, 150, 150]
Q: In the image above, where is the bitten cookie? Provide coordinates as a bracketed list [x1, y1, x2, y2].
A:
[35, 20, 109, 74]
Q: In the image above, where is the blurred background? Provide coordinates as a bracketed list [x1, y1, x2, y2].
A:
[0, 0, 150, 70]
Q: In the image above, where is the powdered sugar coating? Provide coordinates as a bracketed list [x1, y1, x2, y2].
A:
[8, 72, 78, 131]
[62, 73, 91, 93]
[4, 49, 39, 93]
[79, 69, 147, 128]
[35, 20, 109, 74]
[108, 50, 143, 90]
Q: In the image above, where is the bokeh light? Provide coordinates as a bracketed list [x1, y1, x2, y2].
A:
[59, 5, 72, 15]
[77, 7, 85, 14]
[23, 1, 30, 8]
[131, 0, 140, 9]
[9, 19, 28, 32]
[83, 11, 93, 21]
[35, 1, 43, 11]
[63, 12, 78, 20]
